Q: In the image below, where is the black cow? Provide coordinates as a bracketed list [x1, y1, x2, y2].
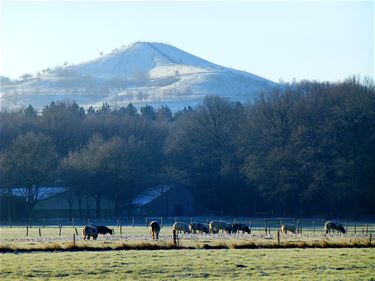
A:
[324, 221, 346, 234]
[232, 223, 251, 234]
[93, 225, 113, 235]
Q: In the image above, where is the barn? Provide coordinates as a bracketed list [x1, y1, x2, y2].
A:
[33, 189, 115, 219]
[1, 184, 194, 220]
[130, 185, 194, 217]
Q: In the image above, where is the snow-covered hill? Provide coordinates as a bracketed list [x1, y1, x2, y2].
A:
[0, 41, 278, 110]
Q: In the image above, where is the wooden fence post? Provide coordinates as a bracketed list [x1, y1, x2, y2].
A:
[75, 227, 78, 235]
[26, 225, 29, 237]
[370, 233, 372, 244]
[354, 223, 357, 234]
[39, 228, 41, 237]
[277, 230, 280, 245]
[59, 224, 62, 236]
[120, 225, 123, 235]
[173, 229, 177, 246]
[296, 219, 300, 234]
[264, 219, 268, 235]
[73, 233, 76, 247]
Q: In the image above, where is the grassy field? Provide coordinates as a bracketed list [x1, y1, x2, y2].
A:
[0, 222, 374, 280]
[0, 224, 373, 251]
[1, 248, 374, 280]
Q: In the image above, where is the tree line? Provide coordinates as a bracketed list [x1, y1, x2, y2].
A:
[0, 78, 374, 220]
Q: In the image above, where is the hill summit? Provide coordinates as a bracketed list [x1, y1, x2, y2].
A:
[1, 41, 277, 110]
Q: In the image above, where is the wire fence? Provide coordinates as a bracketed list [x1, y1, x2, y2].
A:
[2, 216, 374, 236]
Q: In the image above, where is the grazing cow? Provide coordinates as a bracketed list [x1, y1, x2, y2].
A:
[280, 224, 297, 234]
[82, 225, 98, 240]
[232, 223, 251, 234]
[93, 225, 113, 235]
[149, 221, 161, 240]
[209, 221, 233, 234]
[189, 222, 209, 234]
[173, 222, 191, 234]
[324, 221, 346, 234]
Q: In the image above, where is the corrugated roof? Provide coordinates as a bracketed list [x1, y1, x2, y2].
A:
[132, 185, 172, 206]
[0, 187, 67, 201]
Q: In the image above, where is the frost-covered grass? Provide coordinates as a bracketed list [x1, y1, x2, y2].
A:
[0, 225, 373, 251]
[0, 248, 374, 280]
[1, 225, 373, 280]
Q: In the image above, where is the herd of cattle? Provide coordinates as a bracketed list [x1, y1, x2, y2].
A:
[82, 220, 346, 240]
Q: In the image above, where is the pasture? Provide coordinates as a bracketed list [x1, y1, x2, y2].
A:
[0, 248, 374, 280]
[0, 218, 374, 250]
[0, 219, 374, 280]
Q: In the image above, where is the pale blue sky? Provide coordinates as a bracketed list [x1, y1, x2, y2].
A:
[1, 1, 373, 82]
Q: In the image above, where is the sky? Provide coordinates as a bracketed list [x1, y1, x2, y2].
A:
[0, 0, 373, 82]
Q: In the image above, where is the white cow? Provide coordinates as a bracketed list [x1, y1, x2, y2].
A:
[280, 224, 297, 234]
[173, 222, 190, 234]
[209, 221, 233, 234]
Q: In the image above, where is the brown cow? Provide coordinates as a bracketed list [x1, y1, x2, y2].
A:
[82, 225, 98, 240]
[149, 221, 160, 240]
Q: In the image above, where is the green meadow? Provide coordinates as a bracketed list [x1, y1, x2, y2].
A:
[1, 248, 374, 280]
[1, 224, 373, 280]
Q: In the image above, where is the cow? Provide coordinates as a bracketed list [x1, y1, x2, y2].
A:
[324, 221, 346, 234]
[209, 221, 233, 234]
[280, 224, 297, 234]
[82, 225, 98, 240]
[189, 222, 209, 234]
[232, 223, 251, 234]
[149, 221, 161, 240]
[173, 222, 191, 234]
[93, 225, 113, 235]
